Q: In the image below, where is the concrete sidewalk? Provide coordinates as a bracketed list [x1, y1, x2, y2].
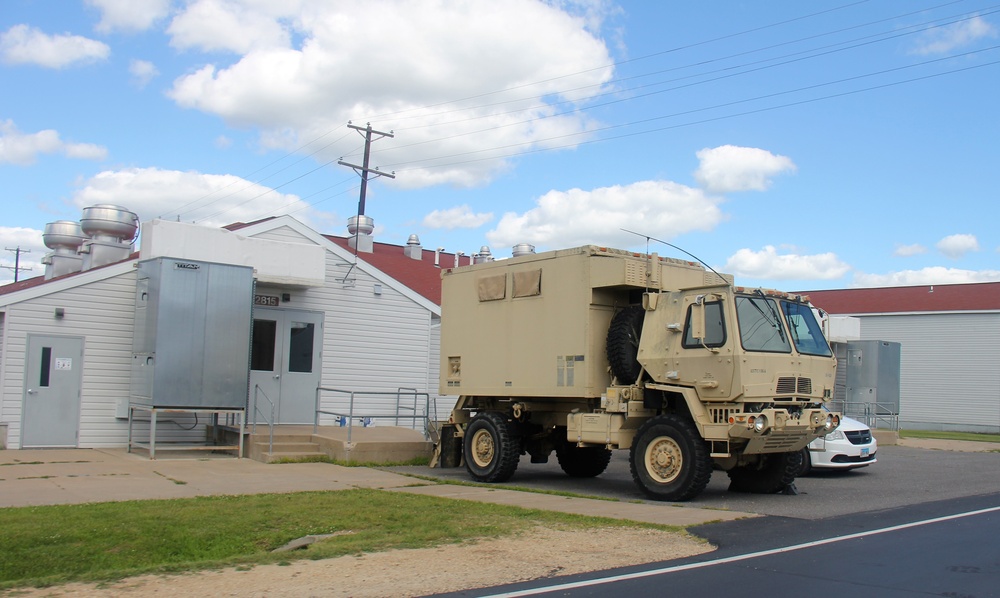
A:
[0, 448, 753, 526]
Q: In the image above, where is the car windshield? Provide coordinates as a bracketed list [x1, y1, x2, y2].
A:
[781, 301, 833, 357]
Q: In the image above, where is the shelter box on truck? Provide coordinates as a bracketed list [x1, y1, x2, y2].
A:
[436, 245, 840, 501]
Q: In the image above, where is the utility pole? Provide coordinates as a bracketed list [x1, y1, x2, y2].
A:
[338, 122, 395, 216]
[3, 247, 32, 282]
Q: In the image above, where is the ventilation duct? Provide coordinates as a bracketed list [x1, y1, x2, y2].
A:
[41, 220, 86, 280]
[512, 243, 536, 257]
[347, 215, 375, 253]
[79, 204, 139, 271]
[474, 245, 494, 264]
[404, 234, 422, 260]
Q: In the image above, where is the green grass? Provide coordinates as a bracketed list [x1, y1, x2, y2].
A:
[899, 429, 1000, 443]
[0, 488, 683, 590]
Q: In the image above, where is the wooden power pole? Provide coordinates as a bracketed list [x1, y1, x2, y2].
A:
[338, 122, 395, 216]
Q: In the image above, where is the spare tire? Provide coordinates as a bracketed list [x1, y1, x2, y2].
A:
[607, 305, 645, 384]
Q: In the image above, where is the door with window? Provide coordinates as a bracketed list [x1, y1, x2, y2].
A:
[249, 308, 323, 424]
[22, 335, 84, 447]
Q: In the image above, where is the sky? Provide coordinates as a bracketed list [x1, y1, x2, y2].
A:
[1, 0, 998, 291]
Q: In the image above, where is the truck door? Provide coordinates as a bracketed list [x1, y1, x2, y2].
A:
[674, 291, 736, 400]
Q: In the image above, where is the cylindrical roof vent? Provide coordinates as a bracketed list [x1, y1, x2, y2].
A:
[80, 204, 139, 242]
[511, 243, 535, 257]
[474, 245, 494, 264]
[347, 215, 375, 236]
[43, 220, 86, 254]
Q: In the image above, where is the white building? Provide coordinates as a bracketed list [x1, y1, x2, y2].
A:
[805, 282, 1000, 434]
[0, 209, 468, 450]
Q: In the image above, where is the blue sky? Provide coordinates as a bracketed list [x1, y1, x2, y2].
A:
[2, 0, 998, 290]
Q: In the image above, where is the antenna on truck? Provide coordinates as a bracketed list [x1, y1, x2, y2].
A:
[621, 228, 727, 284]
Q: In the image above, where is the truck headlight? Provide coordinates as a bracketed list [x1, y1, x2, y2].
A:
[754, 415, 767, 433]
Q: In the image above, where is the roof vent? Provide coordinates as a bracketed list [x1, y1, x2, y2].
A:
[404, 234, 422, 260]
[347, 215, 374, 253]
[512, 243, 535, 257]
[78, 205, 139, 271]
[474, 245, 494, 264]
[41, 220, 86, 279]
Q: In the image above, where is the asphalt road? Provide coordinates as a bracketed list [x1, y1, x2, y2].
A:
[394, 444, 1000, 519]
[417, 445, 1000, 598]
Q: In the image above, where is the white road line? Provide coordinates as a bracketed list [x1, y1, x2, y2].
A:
[481, 505, 1000, 598]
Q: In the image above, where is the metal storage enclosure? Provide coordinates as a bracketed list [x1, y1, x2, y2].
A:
[130, 257, 254, 409]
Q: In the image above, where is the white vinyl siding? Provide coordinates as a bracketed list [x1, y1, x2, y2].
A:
[0, 269, 208, 448]
[859, 313, 1000, 433]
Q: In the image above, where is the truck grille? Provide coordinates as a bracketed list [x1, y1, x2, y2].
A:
[776, 377, 812, 395]
[709, 408, 737, 424]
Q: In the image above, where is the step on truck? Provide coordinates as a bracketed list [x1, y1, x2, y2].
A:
[434, 245, 840, 501]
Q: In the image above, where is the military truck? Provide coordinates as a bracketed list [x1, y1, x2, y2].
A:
[434, 245, 839, 501]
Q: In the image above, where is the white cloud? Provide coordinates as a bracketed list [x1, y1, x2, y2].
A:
[71, 167, 325, 230]
[0, 120, 108, 165]
[87, 0, 173, 33]
[0, 227, 46, 284]
[693, 145, 796, 193]
[423, 205, 494, 230]
[723, 246, 850, 280]
[486, 180, 723, 250]
[936, 233, 979, 258]
[911, 15, 997, 56]
[0, 24, 109, 68]
[129, 59, 159, 88]
[853, 267, 1000, 287]
[214, 135, 233, 149]
[167, 0, 294, 53]
[165, 0, 615, 188]
[893, 243, 926, 257]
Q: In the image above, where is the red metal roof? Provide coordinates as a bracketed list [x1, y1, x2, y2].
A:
[802, 282, 1000, 315]
[326, 236, 470, 306]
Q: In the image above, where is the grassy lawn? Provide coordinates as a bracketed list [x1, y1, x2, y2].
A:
[899, 429, 1000, 443]
[0, 488, 683, 590]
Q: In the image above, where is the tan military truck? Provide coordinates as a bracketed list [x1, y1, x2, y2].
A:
[435, 245, 840, 501]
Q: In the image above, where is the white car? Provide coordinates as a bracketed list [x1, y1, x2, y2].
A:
[799, 415, 877, 475]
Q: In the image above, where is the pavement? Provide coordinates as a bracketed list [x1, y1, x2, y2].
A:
[1, 437, 994, 527]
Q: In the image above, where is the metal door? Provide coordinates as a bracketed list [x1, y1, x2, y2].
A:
[22, 335, 84, 447]
[249, 308, 323, 424]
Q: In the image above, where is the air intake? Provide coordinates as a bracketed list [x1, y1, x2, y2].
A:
[512, 243, 535, 257]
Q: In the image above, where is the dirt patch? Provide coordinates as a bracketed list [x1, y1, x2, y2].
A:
[16, 527, 712, 597]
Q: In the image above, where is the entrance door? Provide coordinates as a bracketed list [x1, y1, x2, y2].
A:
[249, 308, 323, 424]
[22, 335, 84, 447]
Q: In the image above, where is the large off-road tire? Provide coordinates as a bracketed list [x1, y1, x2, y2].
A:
[607, 305, 645, 384]
[629, 415, 713, 501]
[727, 451, 802, 494]
[555, 441, 613, 478]
[464, 412, 520, 483]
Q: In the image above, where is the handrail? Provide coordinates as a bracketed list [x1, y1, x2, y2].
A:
[251, 384, 276, 456]
[839, 400, 899, 431]
[314, 386, 433, 462]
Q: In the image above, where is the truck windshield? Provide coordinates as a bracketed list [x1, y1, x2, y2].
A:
[735, 296, 791, 353]
[781, 301, 833, 357]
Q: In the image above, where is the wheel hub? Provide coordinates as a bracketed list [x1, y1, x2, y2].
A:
[471, 429, 495, 467]
[645, 436, 682, 483]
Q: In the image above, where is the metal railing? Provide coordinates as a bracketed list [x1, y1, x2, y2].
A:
[251, 384, 277, 455]
[313, 386, 435, 452]
[836, 400, 900, 431]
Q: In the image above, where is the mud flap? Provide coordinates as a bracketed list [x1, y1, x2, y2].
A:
[432, 424, 463, 468]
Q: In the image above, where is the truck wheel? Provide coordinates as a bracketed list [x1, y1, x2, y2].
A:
[727, 451, 802, 494]
[629, 415, 712, 501]
[556, 441, 613, 478]
[607, 305, 645, 384]
[464, 412, 520, 483]
[797, 448, 812, 477]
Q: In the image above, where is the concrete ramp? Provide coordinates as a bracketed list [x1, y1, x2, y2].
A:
[248, 425, 433, 464]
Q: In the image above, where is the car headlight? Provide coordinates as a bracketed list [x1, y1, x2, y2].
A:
[825, 429, 845, 441]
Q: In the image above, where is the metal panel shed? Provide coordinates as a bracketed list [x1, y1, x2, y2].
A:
[804, 282, 1000, 433]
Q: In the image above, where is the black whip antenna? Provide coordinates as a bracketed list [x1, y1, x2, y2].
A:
[621, 228, 727, 284]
